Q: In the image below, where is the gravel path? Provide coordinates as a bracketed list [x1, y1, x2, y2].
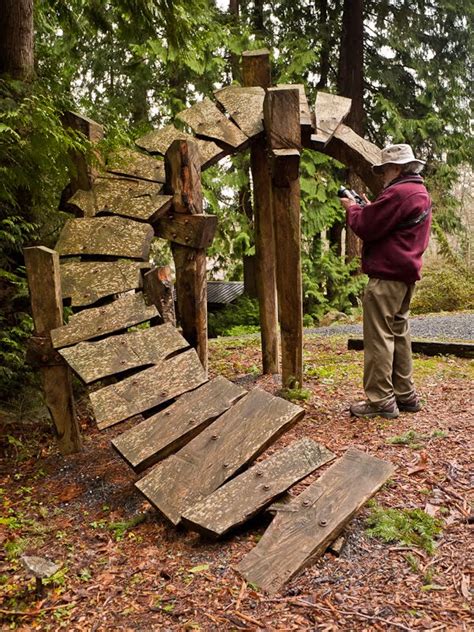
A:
[306, 312, 474, 341]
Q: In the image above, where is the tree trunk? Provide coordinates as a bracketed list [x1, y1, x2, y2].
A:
[0, 0, 34, 80]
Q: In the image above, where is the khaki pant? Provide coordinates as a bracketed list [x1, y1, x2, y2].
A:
[363, 279, 415, 404]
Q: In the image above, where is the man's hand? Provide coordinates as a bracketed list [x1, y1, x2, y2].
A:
[339, 197, 356, 211]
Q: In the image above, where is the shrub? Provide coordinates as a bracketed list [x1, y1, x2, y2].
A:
[208, 295, 260, 338]
[411, 264, 474, 314]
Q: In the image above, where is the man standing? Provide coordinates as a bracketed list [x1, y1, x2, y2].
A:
[339, 144, 432, 419]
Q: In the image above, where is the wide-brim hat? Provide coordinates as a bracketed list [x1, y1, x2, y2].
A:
[373, 143, 425, 174]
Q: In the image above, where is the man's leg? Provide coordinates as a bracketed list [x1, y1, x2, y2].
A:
[392, 283, 415, 398]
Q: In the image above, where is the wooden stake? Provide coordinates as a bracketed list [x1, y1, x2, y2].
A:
[62, 111, 103, 195]
[242, 49, 279, 374]
[164, 140, 208, 372]
[143, 266, 176, 326]
[264, 87, 303, 388]
[24, 247, 81, 454]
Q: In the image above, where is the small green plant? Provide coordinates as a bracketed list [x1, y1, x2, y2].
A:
[386, 429, 448, 448]
[280, 387, 311, 402]
[108, 514, 146, 541]
[366, 504, 442, 554]
[404, 552, 419, 573]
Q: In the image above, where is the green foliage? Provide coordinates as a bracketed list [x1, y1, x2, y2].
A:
[386, 429, 447, 449]
[208, 295, 260, 338]
[366, 504, 442, 554]
[280, 387, 311, 402]
[411, 264, 474, 314]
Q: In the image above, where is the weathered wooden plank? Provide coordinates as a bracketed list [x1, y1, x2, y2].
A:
[176, 97, 248, 150]
[55, 217, 154, 260]
[277, 84, 313, 145]
[264, 88, 303, 388]
[165, 140, 203, 215]
[135, 388, 304, 525]
[154, 213, 217, 248]
[90, 348, 207, 429]
[62, 111, 103, 195]
[112, 376, 246, 472]
[24, 247, 81, 454]
[214, 86, 265, 138]
[51, 292, 158, 349]
[59, 323, 189, 383]
[60, 260, 148, 307]
[67, 177, 169, 222]
[243, 50, 279, 375]
[348, 337, 474, 359]
[182, 439, 335, 538]
[326, 124, 383, 194]
[237, 448, 394, 594]
[106, 148, 166, 182]
[264, 87, 301, 151]
[311, 92, 352, 146]
[135, 124, 226, 170]
[143, 266, 176, 326]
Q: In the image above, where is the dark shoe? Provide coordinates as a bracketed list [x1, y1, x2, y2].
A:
[396, 392, 422, 413]
[350, 398, 399, 419]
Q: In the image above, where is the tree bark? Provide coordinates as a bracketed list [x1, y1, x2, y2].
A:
[0, 0, 34, 80]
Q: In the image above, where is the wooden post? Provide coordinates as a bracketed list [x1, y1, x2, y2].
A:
[264, 87, 303, 388]
[62, 111, 103, 199]
[24, 247, 82, 454]
[242, 49, 279, 375]
[164, 139, 208, 372]
[143, 266, 176, 327]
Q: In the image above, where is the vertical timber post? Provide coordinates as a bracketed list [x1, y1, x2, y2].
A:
[62, 111, 104, 197]
[24, 247, 82, 454]
[263, 87, 303, 388]
[165, 139, 208, 373]
[242, 49, 279, 375]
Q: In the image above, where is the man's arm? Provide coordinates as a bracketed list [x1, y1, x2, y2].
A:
[341, 189, 406, 242]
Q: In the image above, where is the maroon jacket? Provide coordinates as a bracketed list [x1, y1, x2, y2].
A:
[346, 174, 432, 284]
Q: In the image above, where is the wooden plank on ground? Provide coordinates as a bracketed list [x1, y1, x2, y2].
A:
[182, 439, 335, 538]
[67, 177, 163, 219]
[154, 213, 217, 248]
[106, 149, 166, 182]
[348, 337, 474, 359]
[214, 86, 265, 138]
[55, 217, 154, 260]
[176, 97, 248, 150]
[90, 348, 207, 429]
[60, 260, 148, 307]
[312, 92, 352, 146]
[135, 388, 304, 525]
[135, 124, 226, 170]
[59, 322, 189, 383]
[237, 447, 394, 594]
[51, 293, 158, 349]
[112, 376, 246, 472]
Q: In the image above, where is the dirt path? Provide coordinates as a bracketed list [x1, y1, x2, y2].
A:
[1, 335, 472, 630]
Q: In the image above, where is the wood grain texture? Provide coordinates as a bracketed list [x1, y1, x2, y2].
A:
[55, 217, 154, 260]
[182, 439, 335, 537]
[106, 148, 166, 182]
[172, 244, 208, 371]
[214, 86, 265, 138]
[59, 323, 189, 383]
[135, 388, 304, 525]
[242, 49, 271, 88]
[176, 97, 248, 150]
[63, 111, 103, 193]
[67, 177, 163, 219]
[154, 213, 217, 249]
[112, 376, 246, 472]
[51, 292, 159, 349]
[24, 247, 81, 454]
[60, 260, 148, 307]
[165, 140, 203, 215]
[326, 124, 383, 195]
[90, 348, 207, 429]
[277, 84, 313, 144]
[237, 448, 394, 594]
[135, 124, 226, 170]
[312, 92, 352, 146]
[264, 87, 301, 150]
[143, 266, 176, 326]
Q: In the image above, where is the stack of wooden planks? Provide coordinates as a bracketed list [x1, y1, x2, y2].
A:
[43, 80, 394, 595]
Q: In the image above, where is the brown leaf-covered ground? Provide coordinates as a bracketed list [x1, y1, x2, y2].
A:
[1, 334, 472, 630]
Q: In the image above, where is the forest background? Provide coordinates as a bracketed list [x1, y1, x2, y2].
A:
[0, 0, 473, 401]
